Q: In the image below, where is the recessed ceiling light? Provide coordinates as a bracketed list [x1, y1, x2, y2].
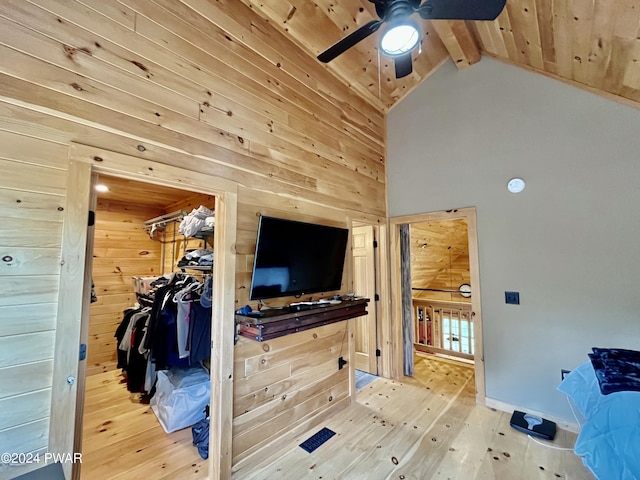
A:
[95, 184, 109, 193]
[507, 178, 525, 193]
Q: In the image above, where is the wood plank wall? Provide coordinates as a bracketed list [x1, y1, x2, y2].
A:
[0, 0, 385, 217]
[0, 0, 385, 475]
[410, 220, 471, 303]
[232, 187, 354, 467]
[232, 322, 351, 474]
[412, 253, 472, 303]
[87, 200, 163, 376]
[0, 131, 68, 478]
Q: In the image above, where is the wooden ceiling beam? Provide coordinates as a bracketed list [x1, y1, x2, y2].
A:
[430, 20, 481, 69]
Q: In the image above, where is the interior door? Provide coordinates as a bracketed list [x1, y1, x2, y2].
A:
[72, 173, 97, 480]
[51, 160, 93, 480]
[352, 225, 378, 374]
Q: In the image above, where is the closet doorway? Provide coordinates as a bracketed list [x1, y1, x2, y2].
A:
[66, 144, 238, 480]
[79, 174, 214, 478]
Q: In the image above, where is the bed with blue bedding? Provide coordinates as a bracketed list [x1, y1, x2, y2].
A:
[558, 348, 640, 480]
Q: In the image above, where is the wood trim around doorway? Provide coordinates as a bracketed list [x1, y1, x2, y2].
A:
[389, 207, 486, 403]
[68, 143, 238, 480]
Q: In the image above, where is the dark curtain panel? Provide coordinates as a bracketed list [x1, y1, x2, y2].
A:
[400, 224, 414, 376]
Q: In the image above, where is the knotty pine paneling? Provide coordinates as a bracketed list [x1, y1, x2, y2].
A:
[0, 131, 67, 479]
[0, 0, 386, 473]
[232, 187, 355, 465]
[249, 0, 640, 112]
[234, 211, 350, 468]
[471, 0, 640, 109]
[87, 199, 163, 376]
[238, 0, 451, 110]
[410, 219, 471, 303]
[233, 322, 350, 465]
[0, 0, 385, 215]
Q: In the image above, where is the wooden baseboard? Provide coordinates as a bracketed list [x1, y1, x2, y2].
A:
[484, 397, 580, 433]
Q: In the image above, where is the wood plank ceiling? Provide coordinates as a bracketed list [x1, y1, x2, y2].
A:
[244, 0, 640, 112]
[95, 175, 197, 209]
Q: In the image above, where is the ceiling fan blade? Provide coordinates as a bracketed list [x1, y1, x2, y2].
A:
[317, 20, 383, 63]
[394, 53, 413, 78]
[417, 0, 506, 21]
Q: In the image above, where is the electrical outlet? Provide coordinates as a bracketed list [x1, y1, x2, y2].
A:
[505, 291, 520, 305]
[561, 369, 571, 381]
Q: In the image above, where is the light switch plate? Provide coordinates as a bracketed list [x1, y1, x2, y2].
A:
[505, 291, 520, 305]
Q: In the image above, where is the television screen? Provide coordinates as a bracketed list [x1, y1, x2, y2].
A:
[249, 216, 349, 300]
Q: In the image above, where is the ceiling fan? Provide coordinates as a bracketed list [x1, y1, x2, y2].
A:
[317, 0, 507, 78]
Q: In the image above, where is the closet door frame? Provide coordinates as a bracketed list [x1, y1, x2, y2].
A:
[62, 143, 238, 480]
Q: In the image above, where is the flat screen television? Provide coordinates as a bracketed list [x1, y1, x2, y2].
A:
[249, 216, 349, 300]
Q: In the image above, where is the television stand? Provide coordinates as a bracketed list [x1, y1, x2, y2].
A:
[235, 298, 369, 341]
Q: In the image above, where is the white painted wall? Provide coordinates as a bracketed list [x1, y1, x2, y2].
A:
[387, 57, 640, 422]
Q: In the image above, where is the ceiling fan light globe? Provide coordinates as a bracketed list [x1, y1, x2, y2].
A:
[380, 23, 420, 57]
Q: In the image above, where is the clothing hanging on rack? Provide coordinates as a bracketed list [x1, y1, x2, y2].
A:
[115, 272, 213, 394]
[173, 281, 202, 359]
[114, 306, 152, 393]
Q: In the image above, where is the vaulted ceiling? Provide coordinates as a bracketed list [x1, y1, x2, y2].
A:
[243, 0, 640, 112]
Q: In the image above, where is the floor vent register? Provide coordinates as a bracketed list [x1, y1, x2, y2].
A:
[299, 427, 336, 453]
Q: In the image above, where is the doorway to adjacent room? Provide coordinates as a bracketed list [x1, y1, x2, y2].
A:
[390, 207, 485, 402]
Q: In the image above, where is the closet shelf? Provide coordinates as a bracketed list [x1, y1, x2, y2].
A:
[143, 210, 187, 230]
[179, 265, 212, 272]
[190, 226, 214, 241]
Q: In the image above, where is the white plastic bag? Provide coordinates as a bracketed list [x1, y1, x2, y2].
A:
[151, 367, 210, 433]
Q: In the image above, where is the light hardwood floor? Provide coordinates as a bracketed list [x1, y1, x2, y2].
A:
[234, 354, 593, 480]
[81, 355, 593, 479]
[81, 370, 205, 479]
